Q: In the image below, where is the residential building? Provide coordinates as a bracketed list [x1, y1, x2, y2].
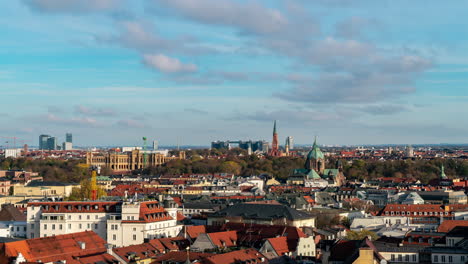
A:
[208, 203, 316, 228]
[13, 181, 79, 197]
[26, 197, 182, 247]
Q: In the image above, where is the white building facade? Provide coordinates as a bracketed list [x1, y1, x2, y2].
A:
[26, 198, 182, 247]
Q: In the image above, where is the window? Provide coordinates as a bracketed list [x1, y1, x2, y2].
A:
[59, 224, 62, 230]
[44, 224, 47, 230]
[391, 254, 395, 261]
[79, 224, 82, 229]
[87, 223, 90, 229]
[434, 256, 438, 262]
[133, 234, 137, 240]
[113, 234, 116, 240]
[87, 215, 90, 220]
[95, 224, 98, 229]
[133, 228, 136, 231]
[398, 254, 402, 262]
[95, 215, 98, 219]
[412, 255, 417, 262]
[68, 215, 71, 220]
[68, 224, 71, 229]
[461, 256, 465, 262]
[79, 215, 82, 220]
[441, 256, 445, 262]
[448, 256, 452, 263]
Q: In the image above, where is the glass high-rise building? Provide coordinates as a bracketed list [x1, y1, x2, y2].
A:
[66, 133, 72, 143]
[47, 137, 57, 150]
[39, 135, 50, 150]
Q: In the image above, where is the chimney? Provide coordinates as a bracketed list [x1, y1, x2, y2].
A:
[105, 243, 113, 254]
[78, 241, 86, 250]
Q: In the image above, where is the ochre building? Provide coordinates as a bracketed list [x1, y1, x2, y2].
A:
[86, 150, 185, 172]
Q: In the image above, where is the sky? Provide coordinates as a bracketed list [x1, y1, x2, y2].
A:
[1, 0, 468, 147]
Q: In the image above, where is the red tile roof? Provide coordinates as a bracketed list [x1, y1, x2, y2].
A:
[113, 242, 161, 262]
[0, 231, 107, 264]
[28, 202, 119, 213]
[437, 220, 468, 233]
[151, 251, 213, 264]
[203, 249, 267, 264]
[208, 231, 238, 248]
[265, 237, 292, 256]
[185, 225, 206, 240]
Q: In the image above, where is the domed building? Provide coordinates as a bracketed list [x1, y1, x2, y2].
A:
[287, 138, 346, 187]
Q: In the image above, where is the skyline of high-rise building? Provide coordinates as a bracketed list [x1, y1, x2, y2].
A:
[66, 133, 72, 143]
[39, 135, 50, 150]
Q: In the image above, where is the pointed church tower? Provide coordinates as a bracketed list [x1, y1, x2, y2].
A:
[305, 137, 325, 173]
[269, 120, 280, 156]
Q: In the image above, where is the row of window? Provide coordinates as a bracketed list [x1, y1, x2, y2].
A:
[386, 211, 449, 216]
[391, 254, 417, 262]
[43, 223, 99, 230]
[433, 255, 462, 263]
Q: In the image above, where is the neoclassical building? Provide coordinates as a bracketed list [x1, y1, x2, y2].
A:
[287, 138, 346, 187]
[86, 149, 185, 172]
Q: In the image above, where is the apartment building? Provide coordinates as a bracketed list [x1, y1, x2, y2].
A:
[26, 197, 182, 247]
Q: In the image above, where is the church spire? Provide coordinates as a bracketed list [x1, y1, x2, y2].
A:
[273, 120, 277, 135]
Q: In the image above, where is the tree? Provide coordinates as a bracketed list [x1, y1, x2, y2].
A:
[218, 161, 241, 175]
[66, 179, 107, 201]
[345, 230, 378, 241]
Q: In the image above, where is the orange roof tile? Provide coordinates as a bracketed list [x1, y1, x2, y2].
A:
[437, 220, 468, 233]
[203, 249, 267, 264]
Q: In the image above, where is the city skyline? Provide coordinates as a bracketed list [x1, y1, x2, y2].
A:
[1, 0, 468, 146]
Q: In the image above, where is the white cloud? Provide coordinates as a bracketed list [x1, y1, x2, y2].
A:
[22, 0, 123, 13]
[142, 54, 197, 73]
[153, 0, 288, 35]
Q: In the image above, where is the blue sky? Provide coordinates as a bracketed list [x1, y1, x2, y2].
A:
[1, 0, 468, 147]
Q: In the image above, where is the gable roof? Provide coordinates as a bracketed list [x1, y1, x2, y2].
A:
[0, 231, 107, 264]
[265, 237, 293, 256]
[184, 225, 207, 240]
[437, 220, 468, 233]
[207, 231, 238, 248]
[203, 249, 267, 264]
[0, 204, 26, 221]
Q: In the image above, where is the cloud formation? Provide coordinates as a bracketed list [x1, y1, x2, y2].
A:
[142, 54, 197, 74]
[22, 0, 123, 13]
[153, 0, 288, 35]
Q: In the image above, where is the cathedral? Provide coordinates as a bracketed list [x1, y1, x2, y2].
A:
[287, 138, 346, 187]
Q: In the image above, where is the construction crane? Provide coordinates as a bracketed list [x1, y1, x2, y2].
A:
[142, 137, 148, 168]
[90, 166, 98, 200]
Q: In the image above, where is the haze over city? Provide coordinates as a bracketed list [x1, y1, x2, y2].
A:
[1, 0, 468, 146]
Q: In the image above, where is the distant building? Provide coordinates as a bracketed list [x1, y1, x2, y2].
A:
[286, 136, 294, 150]
[406, 145, 414, 157]
[65, 132, 72, 143]
[211, 140, 269, 152]
[86, 149, 185, 172]
[153, 140, 158, 150]
[38, 134, 50, 150]
[4, 149, 22, 158]
[62, 142, 73, 151]
[47, 137, 57, 150]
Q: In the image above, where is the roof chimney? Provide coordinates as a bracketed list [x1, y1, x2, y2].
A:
[78, 241, 86, 250]
[105, 243, 113, 254]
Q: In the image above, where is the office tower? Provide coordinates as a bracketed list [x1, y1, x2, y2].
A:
[66, 133, 72, 143]
[153, 140, 158, 150]
[47, 137, 57, 150]
[39, 135, 50, 150]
